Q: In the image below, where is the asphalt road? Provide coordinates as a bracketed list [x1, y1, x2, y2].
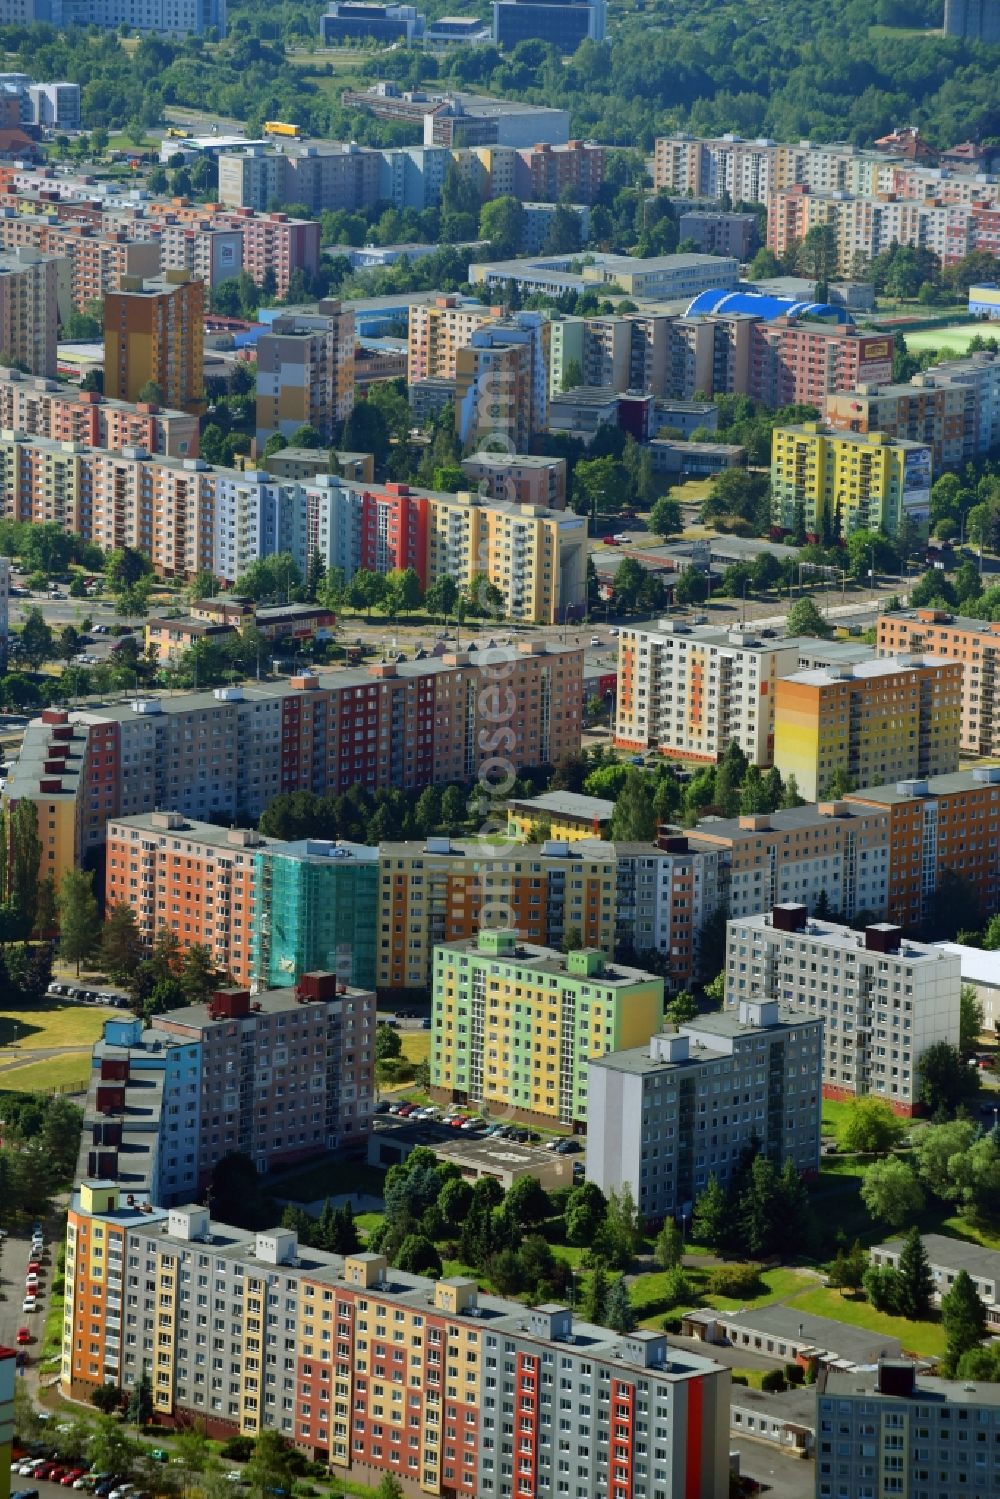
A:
[732, 1443, 816, 1499]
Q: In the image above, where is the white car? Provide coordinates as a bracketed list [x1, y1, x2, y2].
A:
[22, 1297, 37, 1312]
[109, 1485, 135, 1499]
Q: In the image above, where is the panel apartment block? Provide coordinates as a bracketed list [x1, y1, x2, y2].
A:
[63, 1186, 731, 1498]
[7, 645, 582, 886]
[377, 836, 616, 990]
[725, 904, 961, 1112]
[255, 301, 355, 448]
[773, 656, 962, 802]
[103, 270, 204, 415]
[0, 245, 65, 375]
[687, 802, 890, 924]
[0, 368, 198, 456]
[877, 606, 1000, 756]
[770, 423, 931, 541]
[847, 766, 1000, 929]
[431, 928, 664, 1127]
[586, 999, 822, 1222]
[615, 621, 807, 767]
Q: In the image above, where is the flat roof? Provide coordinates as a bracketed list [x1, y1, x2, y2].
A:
[590, 1009, 814, 1077]
[437, 935, 658, 987]
[874, 1233, 1000, 1285]
[719, 1305, 902, 1365]
[729, 1382, 818, 1427]
[378, 836, 614, 862]
[847, 767, 1000, 805]
[464, 451, 564, 468]
[737, 910, 956, 964]
[822, 1367, 1000, 1407]
[783, 653, 956, 687]
[687, 801, 880, 846]
[107, 813, 275, 852]
[933, 942, 1000, 988]
[881, 606, 1000, 633]
[507, 790, 615, 821]
[154, 984, 368, 1031]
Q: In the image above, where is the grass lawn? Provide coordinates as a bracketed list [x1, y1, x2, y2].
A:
[39, 1288, 65, 1371]
[631, 1262, 815, 1328]
[904, 322, 991, 356]
[273, 1158, 387, 1204]
[783, 1282, 946, 1358]
[0, 1002, 116, 1050]
[400, 1030, 430, 1067]
[0, 1055, 93, 1093]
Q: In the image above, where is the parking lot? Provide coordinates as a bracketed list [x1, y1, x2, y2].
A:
[46, 983, 129, 1009]
[0, 1222, 49, 1374]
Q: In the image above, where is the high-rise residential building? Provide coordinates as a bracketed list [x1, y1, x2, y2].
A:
[846, 766, 1000, 930]
[7, 645, 582, 886]
[219, 142, 383, 216]
[63, 1186, 731, 1498]
[460, 451, 567, 508]
[0, 368, 198, 456]
[431, 928, 664, 1127]
[676, 210, 757, 258]
[0, 556, 9, 671]
[0, 1346, 13, 1489]
[0, 245, 65, 376]
[773, 656, 963, 801]
[652, 133, 901, 200]
[877, 606, 1000, 757]
[605, 836, 725, 987]
[586, 999, 823, 1222]
[493, 0, 606, 48]
[103, 270, 204, 415]
[0, 214, 161, 310]
[76, 979, 374, 1205]
[944, 0, 1000, 38]
[770, 423, 932, 541]
[252, 839, 379, 992]
[686, 802, 891, 924]
[725, 904, 962, 1112]
[26, 79, 79, 128]
[454, 316, 549, 449]
[750, 321, 893, 413]
[378, 836, 616, 990]
[104, 813, 274, 988]
[254, 301, 355, 449]
[1, 0, 227, 33]
[817, 1358, 1000, 1499]
[406, 295, 496, 384]
[514, 139, 606, 203]
[615, 621, 808, 768]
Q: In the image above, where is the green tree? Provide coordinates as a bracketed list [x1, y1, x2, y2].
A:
[101, 902, 145, 984]
[960, 983, 984, 1060]
[245, 1429, 295, 1499]
[674, 567, 709, 606]
[375, 1022, 403, 1062]
[666, 989, 698, 1025]
[19, 606, 54, 668]
[375, 1479, 405, 1499]
[58, 868, 101, 976]
[837, 1097, 905, 1156]
[609, 769, 657, 841]
[564, 1181, 607, 1246]
[87, 1416, 139, 1480]
[478, 196, 526, 257]
[895, 1227, 935, 1319]
[504, 1174, 551, 1229]
[605, 1273, 636, 1333]
[425, 575, 459, 621]
[648, 493, 682, 538]
[918, 1040, 978, 1117]
[655, 1217, 683, 1271]
[394, 1233, 443, 1277]
[180, 943, 219, 1003]
[692, 1174, 732, 1252]
[942, 1269, 988, 1374]
[786, 595, 832, 638]
[859, 1156, 925, 1228]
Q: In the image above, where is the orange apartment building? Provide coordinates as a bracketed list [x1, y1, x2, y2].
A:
[826, 378, 973, 472]
[0, 212, 161, 310]
[105, 814, 267, 985]
[406, 295, 497, 383]
[877, 608, 1000, 757]
[0, 368, 198, 457]
[847, 766, 1000, 929]
[103, 270, 204, 415]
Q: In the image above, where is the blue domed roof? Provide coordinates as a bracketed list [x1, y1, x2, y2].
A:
[684, 288, 853, 324]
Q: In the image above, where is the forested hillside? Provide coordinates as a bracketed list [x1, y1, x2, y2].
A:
[0, 0, 997, 149]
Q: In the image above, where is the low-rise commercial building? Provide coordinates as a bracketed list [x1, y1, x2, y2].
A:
[586, 999, 822, 1223]
[507, 789, 614, 842]
[846, 766, 1000, 929]
[689, 1308, 902, 1375]
[773, 656, 962, 802]
[725, 904, 962, 1112]
[470, 250, 739, 301]
[320, 0, 424, 43]
[871, 1233, 1000, 1322]
[431, 928, 664, 1127]
[877, 606, 1000, 756]
[63, 1185, 731, 1496]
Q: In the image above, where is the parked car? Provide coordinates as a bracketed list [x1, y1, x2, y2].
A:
[62, 1471, 85, 1486]
[15, 1328, 29, 1345]
[22, 1299, 37, 1313]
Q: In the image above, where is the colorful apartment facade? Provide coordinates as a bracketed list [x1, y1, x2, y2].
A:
[103, 270, 204, 415]
[378, 835, 616, 990]
[770, 424, 932, 541]
[430, 928, 664, 1127]
[0, 245, 65, 376]
[846, 766, 1000, 929]
[252, 839, 379, 992]
[0, 212, 161, 310]
[406, 295, 496, 383]
[725, 904, 962, 1113]
[460, 451, 567, 508]
[773, 656, 962, 801]
[254, 300, 355, 449]
[877, 607, 1000, 756]
[0, 1344, 13, 1499]
[453, 313, 550, 449]
[63, 1187, 730, 1498]
[615, 621, 806, 766]
[0, 368, 198, 456]
[8, 644, 582, 885]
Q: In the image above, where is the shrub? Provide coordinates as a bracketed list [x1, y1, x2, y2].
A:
[708, 1263, 764, 1299]
[761, 1369, 787, 1393]
[731, 1374, 749, 1386]
[221, 1437, 255, 1461]
[785, 1362, 805, 1385]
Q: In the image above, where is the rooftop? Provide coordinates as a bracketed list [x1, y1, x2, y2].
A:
[107, 813, 274, 853]
[378, 835, 614, 863]
[154, 982, 370, 1032]
[874, 1233, 1000, 1286]
[437, 934, 659, 987]
[782, 653, 957, 687]
[687, 800, 882, 846]
[738, 910, 958, 965]
[846, 765, 1000, 805]
[590, 1006, 817, 1077]
[933, 942, 1000, 988]
[719, 1305, 902, 1367]
[881, 606, 1000, 633]
[822, 1366, 1000, 1407]
[507, 789, 615, 822]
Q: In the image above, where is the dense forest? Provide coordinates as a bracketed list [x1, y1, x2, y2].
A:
[2, 0, 1000, 151]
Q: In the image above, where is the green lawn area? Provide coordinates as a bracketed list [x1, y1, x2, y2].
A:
[0, 1002, 116, 1050]
[904, 322, 991, 356]
[0, 1055, 93, 1093]
[783, 1282, 946, 1358]
[273, 1158, 387, 1204]
[631, 1262, 816, 1327]
[400, 1030, 430, 1067]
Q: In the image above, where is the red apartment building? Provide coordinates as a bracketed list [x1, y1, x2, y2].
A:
[749, 319, 894, 411]
[358, 483, 431, 583]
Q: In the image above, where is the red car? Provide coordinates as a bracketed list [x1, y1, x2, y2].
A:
[61, 1471, 85, 1486]
[15, 1327, 29, 1345]
[26, 1261, 41, 1274]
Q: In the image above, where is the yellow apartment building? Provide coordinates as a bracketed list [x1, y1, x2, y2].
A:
[770, 422, 931, 541]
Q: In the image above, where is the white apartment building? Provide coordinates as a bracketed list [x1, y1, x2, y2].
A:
[616, 622, 806, 767]
[725, 904, 962, 1113]
[610, 836, 725, 986]
[586, 999, 822, 1223]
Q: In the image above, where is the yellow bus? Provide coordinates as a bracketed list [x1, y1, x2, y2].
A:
[264, 121, 302, 138]
[165, 126, 189, 139]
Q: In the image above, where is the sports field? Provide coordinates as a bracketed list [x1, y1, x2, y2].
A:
[904, 322, 992, 356]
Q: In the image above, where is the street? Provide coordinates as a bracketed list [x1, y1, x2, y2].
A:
[0, 1224, 48, 1373]
[731, 1443, 816, 1499]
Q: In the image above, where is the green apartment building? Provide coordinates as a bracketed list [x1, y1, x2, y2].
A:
[252, 840, 379, 991]
[431, 928, 664, 1127]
